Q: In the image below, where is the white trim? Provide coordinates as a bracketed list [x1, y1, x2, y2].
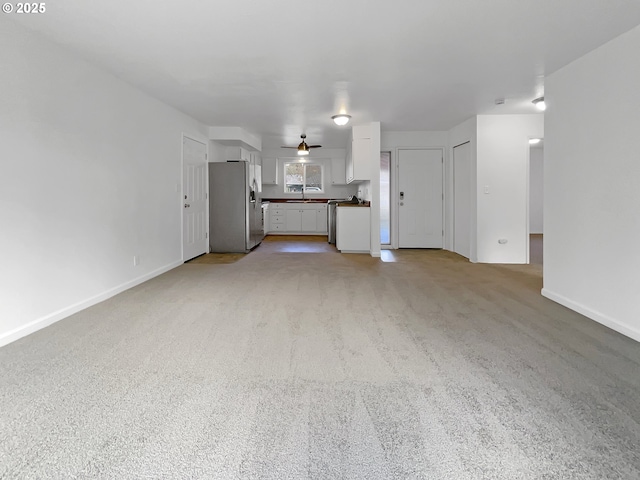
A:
[0, 261, 182, 348]
[541, 288, 640, 343]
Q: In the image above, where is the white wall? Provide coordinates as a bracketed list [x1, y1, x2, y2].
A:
[529, 146, 544, 234]
[543, 24, 640, 342]
[0, 19, 207, 346]
[381, 131, 448, 149]
[476, 115, 544, 263]
[260, 148, 357, 199]
[208, 141, 229, 163]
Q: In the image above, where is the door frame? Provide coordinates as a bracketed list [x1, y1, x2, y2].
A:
[380, 150, 393, 249]
[181, 132, 210, 261]
[453, 141, 471, 259]
[394, 147, 445, 249]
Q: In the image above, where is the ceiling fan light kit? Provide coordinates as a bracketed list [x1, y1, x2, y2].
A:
[331, 114, 351, 126]
[532, 97, 546, 111]
[282, 134, 321, 156]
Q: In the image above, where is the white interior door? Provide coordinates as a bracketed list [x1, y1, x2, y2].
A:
[453, 142, 471, 258]
[398, 149, 443, 248]
[182, 137, 207, 261]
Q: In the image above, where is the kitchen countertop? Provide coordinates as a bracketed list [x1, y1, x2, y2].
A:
[262, 198, 330, 203]
[336, 202, 370, 207]
[262, 199, 370, 206]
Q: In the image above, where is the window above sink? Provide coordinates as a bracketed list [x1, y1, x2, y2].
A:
[284, 162, 324, 194]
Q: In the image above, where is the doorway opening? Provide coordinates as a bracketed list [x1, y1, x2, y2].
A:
[529, 141, 544, 265]
[453, 142, 471, 259]
[380, 151, 391, 246]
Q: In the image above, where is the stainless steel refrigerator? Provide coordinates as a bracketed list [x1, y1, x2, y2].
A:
[208, 161, 264, 253]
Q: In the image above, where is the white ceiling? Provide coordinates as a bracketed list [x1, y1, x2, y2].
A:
[10, 0, 640, 148]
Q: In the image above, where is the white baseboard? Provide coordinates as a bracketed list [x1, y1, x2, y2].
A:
[541, 288, 640, 343]
[0, 260, 182, 348]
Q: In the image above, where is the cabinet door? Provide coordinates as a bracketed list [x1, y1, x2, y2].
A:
[346, 142, 354, 183]
[301, 209, 316, 231]
[336, 207, 370, 252]
[270, 203, 286, 212]
[262, 158, 278, 185]
[331, 157, 346, 185]
[225, 146, 250, 161]
[285, 209, 302, 231]
[316, 206, 328, 232]
[351, 138, 371, 182]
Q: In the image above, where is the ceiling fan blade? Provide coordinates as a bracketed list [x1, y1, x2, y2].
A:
[281, 146, 298, 148]
[308, 145, 322, 148]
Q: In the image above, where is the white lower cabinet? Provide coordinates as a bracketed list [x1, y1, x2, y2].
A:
[301, 209, 317, 231]
[316, 204, 328, 232]
[336, 206, 370, 253]
[269, 203, 286, 232]
[268, 203, 328, 234]
[285, 209, 302, 231]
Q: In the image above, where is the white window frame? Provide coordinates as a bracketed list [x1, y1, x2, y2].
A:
[283, 161, 325, 194]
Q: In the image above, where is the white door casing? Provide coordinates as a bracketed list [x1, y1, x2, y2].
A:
[398, 149, 443, 248]
[453, 142, 471, 258]
[182, 136, 208, 261]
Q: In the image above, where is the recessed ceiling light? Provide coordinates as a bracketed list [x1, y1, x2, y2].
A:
[532, 97, 546, 111]
[529, 138, 542, 145]
[331, 114, 351, 126]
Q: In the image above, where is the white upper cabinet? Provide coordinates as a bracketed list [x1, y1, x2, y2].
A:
[346, 125, 371, 184]
[330, 157, 347, 185]
[262, 157, 278, 184]
[225, 146, 250, 161]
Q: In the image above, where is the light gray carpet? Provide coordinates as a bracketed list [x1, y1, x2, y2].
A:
[1, 246, 640, 479]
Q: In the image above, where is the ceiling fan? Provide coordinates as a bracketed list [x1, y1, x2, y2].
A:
[281, 134, 321, 156]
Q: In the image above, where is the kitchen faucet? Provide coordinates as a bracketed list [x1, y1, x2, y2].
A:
[301, 187, 305, 201]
